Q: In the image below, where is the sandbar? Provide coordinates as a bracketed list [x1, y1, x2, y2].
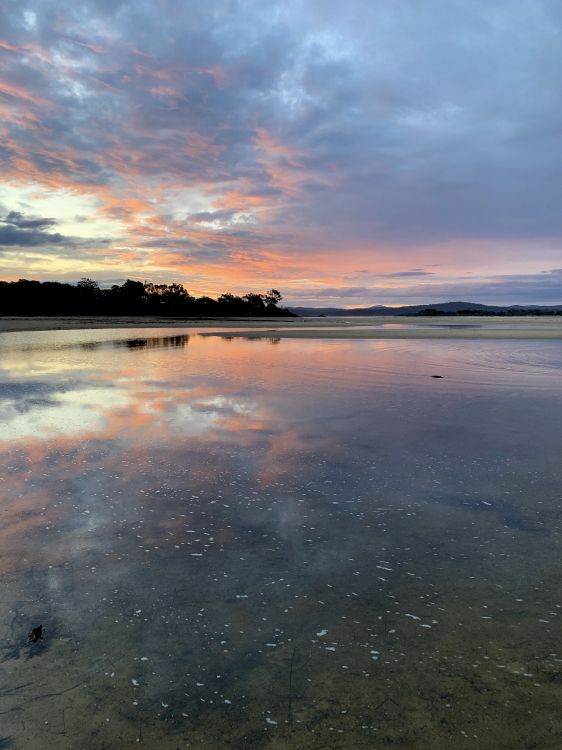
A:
[1, 315, 562, 339]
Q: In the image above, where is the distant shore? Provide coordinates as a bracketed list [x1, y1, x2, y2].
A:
[2, 315, 562, 339]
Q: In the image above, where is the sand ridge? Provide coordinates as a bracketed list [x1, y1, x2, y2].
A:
[1, 315, 562, 339]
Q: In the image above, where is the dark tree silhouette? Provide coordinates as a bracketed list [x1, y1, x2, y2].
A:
[0, 278, 297, 318]
[263, 289, 282, 308]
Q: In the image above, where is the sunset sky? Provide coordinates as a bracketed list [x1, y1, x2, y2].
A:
[1, 0, 562, 306]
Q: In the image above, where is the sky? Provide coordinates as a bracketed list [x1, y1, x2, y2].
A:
[1, 0, 562, 307]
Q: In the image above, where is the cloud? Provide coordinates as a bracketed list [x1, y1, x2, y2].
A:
[0, 208, 112, 272]
[1, 1, 562, 300]
[379, 270, 434, 278]
[0, 210, 70, 246]
[286, 269, 562, 307]
[399, 268, 562, 306]
[4, 210, 57, 230]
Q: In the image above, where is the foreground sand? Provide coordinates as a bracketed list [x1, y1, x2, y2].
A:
[1, 314, 562, 338]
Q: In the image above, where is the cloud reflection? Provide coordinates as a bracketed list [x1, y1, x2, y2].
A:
[1, 330, 561, 581]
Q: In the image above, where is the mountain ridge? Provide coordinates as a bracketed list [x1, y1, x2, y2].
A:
[288, 301, 562, 316]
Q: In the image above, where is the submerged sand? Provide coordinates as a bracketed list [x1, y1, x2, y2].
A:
[1, 314, 562, 339]
[1, 318, 562, 748]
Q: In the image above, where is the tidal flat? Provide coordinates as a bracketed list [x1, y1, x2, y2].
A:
[0, 328, 561, 749]
[2, 314, 562, 338]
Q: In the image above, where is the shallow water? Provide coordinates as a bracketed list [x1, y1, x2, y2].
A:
[1, 329, 562, 749]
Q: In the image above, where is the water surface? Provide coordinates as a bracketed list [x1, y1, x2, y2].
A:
[1, 329, 562, 749]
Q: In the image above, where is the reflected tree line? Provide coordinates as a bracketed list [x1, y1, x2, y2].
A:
[80, 334, 191, 351]
[0, 278, 297, 317]
[117, 334, 190, 349]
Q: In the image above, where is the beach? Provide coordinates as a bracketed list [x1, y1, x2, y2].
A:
[1, 314, 562, 338]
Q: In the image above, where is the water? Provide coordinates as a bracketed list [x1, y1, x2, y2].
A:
[1, 329, 562, 749]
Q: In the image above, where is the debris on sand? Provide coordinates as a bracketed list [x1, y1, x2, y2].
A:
[28, 625, 43, 643]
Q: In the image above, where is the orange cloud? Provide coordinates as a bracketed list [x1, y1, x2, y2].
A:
[0, 80, 50, 107]
[253, 126, 305, 198]
[0, 40, 20, 53]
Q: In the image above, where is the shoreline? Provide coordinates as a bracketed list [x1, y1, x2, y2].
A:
[0, 315, 301, 333]
[1, 315, 562, 339]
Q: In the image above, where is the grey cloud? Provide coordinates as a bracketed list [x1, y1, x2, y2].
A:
[187, 209, 256, 226]
[400, 269, 562, 306]
[2, 0, 562, 294]
[305, 286, 375, 299]
[285, 269, 562, 307]
[0, 227, 69, 247]
[5, 211, 57, 230]
[0, 210, 111, 261]
[379, 270, 434, 278]
[0, 211, 69, 247]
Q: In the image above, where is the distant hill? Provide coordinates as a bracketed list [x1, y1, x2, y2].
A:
[288, 301, 562, 316]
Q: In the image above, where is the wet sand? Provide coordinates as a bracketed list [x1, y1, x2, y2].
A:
[1, 315, 562, 338]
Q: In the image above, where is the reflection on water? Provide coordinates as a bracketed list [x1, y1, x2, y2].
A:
[1, 330, 562, 749]
[114, 334, 190, 350]
[221, 334, 281, 345]
[80, 334, 191, 351]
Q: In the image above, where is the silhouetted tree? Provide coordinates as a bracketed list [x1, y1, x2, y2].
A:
[194, 296, 218, 315]
[263, 289, 282, 308]
[0, 278, 297, 317]
[217, 293, 246, 315]
[107, 279, 146, 314]
[76, 278, 102, 313]
[243, 293, 266, 315]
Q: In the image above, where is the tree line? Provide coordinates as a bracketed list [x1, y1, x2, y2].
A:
[0, 278, 296, 317]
